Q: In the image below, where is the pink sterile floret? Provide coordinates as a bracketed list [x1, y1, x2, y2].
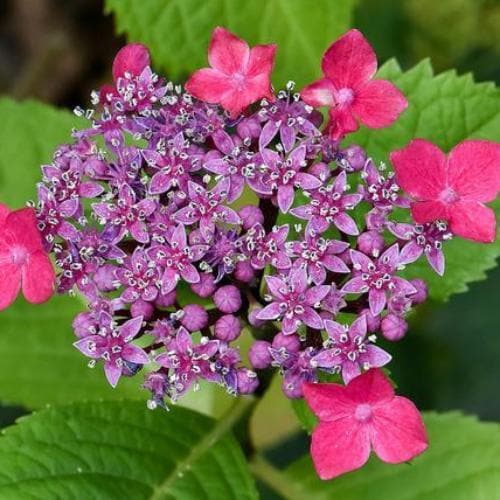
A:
[303, 368, 428, 480]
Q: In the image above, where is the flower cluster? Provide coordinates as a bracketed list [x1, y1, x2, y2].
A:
[1, 26, 498, 480]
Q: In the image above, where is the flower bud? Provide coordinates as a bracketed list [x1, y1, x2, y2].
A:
[214, 314, 241, 342]
[342, 144, 366, 171]
[357, 231, 385, 257]
[239, 205, 264, 230]
[410, 279, 428, 305]
[237, 368, 259, 394]
[131, 299, 154, 320]
[381, 314, 408, 341]
[191, 273, 216, 298]
[214, 285, 242, 313]
[249, 340, 272, 369]
[180, 304, 209, 331]
[237, 117, 261, 140]
[272, 332, 301, 352]
[155, 290, 176, 308]
[234, 260, 255, 282]
[308, 162, 331, 183]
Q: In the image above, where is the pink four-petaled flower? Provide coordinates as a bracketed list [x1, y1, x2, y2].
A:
[185, 27, 276, 118]
[301, 29, 407, 139]
[391, 139, 500, 243]
[303, 368, 428, 480]
[0, 205, 55, 310]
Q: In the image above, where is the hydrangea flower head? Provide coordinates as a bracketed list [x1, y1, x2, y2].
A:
[1, 26, 498, 482]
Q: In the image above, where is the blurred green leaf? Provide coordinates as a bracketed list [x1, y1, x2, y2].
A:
[285, 412, 500, 499]
[349, 59, 500, 301]
[0, 401, 257, 499]
[0, 98, 82, 207]
[105, 0, 358, 88]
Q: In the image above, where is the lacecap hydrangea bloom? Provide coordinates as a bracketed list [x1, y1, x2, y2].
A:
[1, 27, 499, 480]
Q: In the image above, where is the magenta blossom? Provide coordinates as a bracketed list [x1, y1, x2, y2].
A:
[173, 179, 241, 241]
[342, 244, 417, 316]
[391, 139, 500, 243]
[287, 232, 350, 285]
[291, 170, 363, 235]
[248, 146, 322, 213]
[257, 267, 330, 334]
[147, 224, 208, 294]
[74, 315, 149, 387]
[0, 206, 55, 309]
[303, 369, 428, 480]
[312, 316, 391, 384]
[301, 29, 407, 139]
[185, 26, 276, 118]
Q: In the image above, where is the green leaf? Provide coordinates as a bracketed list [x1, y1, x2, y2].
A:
[105, 0, 357, 88]
[0, 98, 83, 207]
[349, 60, 500, 301]
[285, 412, 500, 499]
[0, 400, 257, 499]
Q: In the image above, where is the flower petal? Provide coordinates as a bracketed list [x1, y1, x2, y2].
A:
[321, 29, 377, 89]
[303, 381, 353, 421]
[371, 396, 428, 463]
[5, 208, 43, 252]
[311, 420, 371, 480]
[208, 27, 249, 74]
[353, 79, 407, 128]
[21, 251, 54, 304]
[301, 78, 336, 107]
[256, 302, 282, 320]
[112, 43, 150, 80]
[0, 263, 21, 310]
[247, 43, 276, 79]
[368, 288, 386, 316]
[448, 140, 500, 202]
[104, 360, 122, 388]
[122, 344, 149, 365]
[449, 201, 497, 243]
[411, 200, 448, 224]
[185, 68, 231, 103]
[391, 139, 447, 200]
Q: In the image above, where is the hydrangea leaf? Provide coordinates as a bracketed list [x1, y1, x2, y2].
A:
[0, 98, 84, 207]
[0, 401, 257, 499]
[105, 0, 358, 88]
[284, 412, 500, 499]
[348, 60, 500, 301]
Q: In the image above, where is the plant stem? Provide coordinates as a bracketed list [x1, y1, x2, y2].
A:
[149, 396, 255, 500]
[249, 455, 306, 500]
